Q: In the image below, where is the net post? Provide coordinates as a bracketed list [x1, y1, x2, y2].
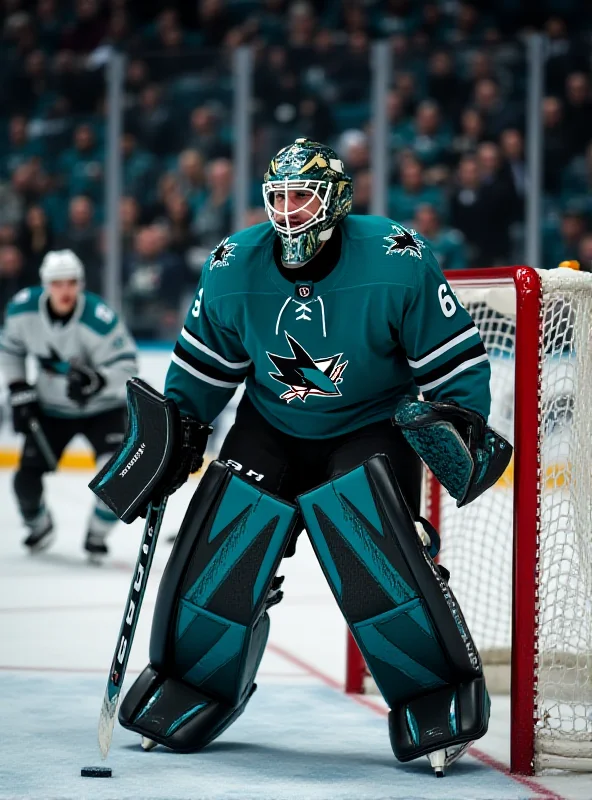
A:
[345, 632, 366, 693]
[510, 266, 542, 775]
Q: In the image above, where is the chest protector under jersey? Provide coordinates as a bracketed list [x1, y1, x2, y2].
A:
[165, 216, 490, 439]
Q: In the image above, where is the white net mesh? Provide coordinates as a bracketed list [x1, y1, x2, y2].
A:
[434, 268, 592, 771]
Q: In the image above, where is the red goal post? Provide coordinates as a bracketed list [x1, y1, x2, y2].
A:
[344, 265, 592, 776]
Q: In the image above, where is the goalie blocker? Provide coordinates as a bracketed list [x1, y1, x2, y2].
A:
[89, 378, 211, 524]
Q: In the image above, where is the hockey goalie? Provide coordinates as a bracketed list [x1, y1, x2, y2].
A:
[90, 138, 512, 777]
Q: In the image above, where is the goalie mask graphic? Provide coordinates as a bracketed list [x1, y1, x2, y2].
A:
[267, 332, 348, 403]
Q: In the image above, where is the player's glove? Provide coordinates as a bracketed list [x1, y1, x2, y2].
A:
[9, 381, 40, 434]
[393, 397, 512, 507]
[67, 361, 106, 405]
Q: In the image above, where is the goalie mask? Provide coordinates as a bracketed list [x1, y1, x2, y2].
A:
[263, 138, 353, 265]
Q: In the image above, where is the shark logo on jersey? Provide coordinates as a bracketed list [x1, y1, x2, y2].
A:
[37, 345, 70, 375]
[267, 332, 348, 403]
[384, 225, 425, 259]
[209, 237, 237, 270]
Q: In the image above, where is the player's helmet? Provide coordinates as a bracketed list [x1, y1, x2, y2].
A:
[262, 138, 353, 265]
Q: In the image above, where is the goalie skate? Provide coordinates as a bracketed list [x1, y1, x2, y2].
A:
[427, 740, 472, 777]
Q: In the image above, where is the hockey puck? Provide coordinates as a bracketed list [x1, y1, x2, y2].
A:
[81, 766, 112, 778]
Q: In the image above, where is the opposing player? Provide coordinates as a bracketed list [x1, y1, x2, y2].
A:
[92, 139, 511, 774]
[0, 249, 138, 560]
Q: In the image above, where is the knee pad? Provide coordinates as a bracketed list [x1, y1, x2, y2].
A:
[298, 455, 488, 761]
[119, 461, 298, 752]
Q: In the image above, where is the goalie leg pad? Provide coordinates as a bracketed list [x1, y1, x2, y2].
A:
[119, 461, 298, 752]
[298, 456, 485, 740]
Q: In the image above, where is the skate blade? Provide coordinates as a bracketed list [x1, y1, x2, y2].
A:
[26, 530, 56, 553]
[87, 552, 108, 566]
[427, 740, 473, 777]
[141, 737, 158, 751]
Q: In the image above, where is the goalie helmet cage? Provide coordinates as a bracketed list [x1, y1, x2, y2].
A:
[344, 265, 592, 776]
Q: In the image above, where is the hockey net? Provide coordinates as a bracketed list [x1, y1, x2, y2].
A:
[345, 266, 592, 775]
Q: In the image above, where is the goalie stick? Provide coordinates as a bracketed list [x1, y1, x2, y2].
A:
[98, 496, 168, 759]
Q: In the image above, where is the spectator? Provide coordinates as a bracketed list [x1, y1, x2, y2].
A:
[127, 84, 175, 157]
[406, 100, 451, 168]
[543, 96, 569, 196]
[426, 50, 465, 121]
[16, 204, 54, 281]
[576, 233, 592, 272]
[2, 115, 43, 179]
[472, 79, 521, 140]
[175, 149, 206, 213]
[388, 157, 445, 225]
[60, 0, 107, 53]
[499, 128, 527, 204]
[0, 245, 25, 319]
[333, 31, 371, 103]
[52, 49, 104, 115]
[543, 210, 587, 271]
[187, 105, 230, 162]
[469, 141, 519, 265]
[36, 0, 63, 54]
[296, 96, 334, 144]
[0, 175, 25, 229]
[119, 195, 141, 260]
[352, 170, 372, 215]
[123, 225, 186, 339]
[158, 192, 200, 277]
[563, 72, 592, 156]
[386, 89, 413, 149]
[57, 123, 103, 203]
[450, 108, 485, 163]
[57, 196, 102, 292]
[561, 141, 592, 215]
[449, 154, 490, 267]
[413, 203, 467, 271]
[192, 158, 234, 250]
[544, 17, 589, 97]
[121, 132, 158, 206]
[336, 129, 370, 173]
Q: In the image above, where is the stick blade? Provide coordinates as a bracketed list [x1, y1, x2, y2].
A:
[98, 690, 119, 760]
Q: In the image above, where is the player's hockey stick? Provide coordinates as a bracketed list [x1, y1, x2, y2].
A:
[98, 496, 168, 759]
[28, 417, 58, 471]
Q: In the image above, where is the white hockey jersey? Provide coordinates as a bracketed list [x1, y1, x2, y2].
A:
[0, 287, 138, 418]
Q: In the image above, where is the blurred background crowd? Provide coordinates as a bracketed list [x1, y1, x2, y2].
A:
[0, 0, 591, 337]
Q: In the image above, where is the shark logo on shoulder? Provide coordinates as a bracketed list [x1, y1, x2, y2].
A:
[267, 332, 348, 403]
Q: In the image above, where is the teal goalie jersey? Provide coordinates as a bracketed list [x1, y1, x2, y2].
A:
[165, 216, 491, 439]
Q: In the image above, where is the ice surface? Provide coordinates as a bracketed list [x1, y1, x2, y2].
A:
[0, 471, 589, 799]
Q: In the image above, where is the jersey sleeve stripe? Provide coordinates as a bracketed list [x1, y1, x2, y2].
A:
[407, 324, 479, 368]
[412, 341, 487, 386]
[419, 353, 489, 392]
[170, 352, 242, 389]
[181, 327, 252, 370]
[98, 352, 137, 368]
[174, 340, 249, 382]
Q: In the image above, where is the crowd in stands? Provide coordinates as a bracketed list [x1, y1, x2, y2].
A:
[0, 0, 591, 336]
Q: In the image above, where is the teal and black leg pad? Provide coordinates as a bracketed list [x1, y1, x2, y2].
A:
[119, 460, 298, 752]
[297, 455, 488, 759]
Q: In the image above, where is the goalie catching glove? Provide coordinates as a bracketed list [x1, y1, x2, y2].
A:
[89, 377, 211, 523]
[392, 398, 512, 507]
